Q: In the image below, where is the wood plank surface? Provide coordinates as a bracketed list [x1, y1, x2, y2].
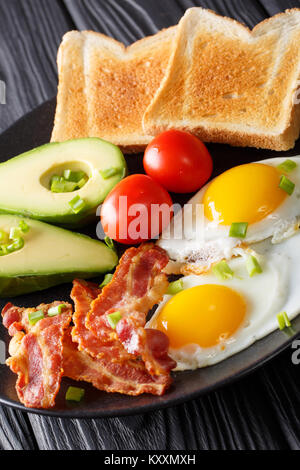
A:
[0, 0, 300, 450]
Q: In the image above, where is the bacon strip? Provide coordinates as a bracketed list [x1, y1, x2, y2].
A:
[1, 244, 176, 407]
[69, 279, 174, 396]
[85, 244, 175, 376]
[2, 302, 72, 409]
[71, 279, 131, 361]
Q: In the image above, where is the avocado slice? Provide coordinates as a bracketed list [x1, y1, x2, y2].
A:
[0, 215, 118, 297]
[0, 138, 127, 227]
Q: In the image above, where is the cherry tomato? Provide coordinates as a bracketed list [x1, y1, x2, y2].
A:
[101, 174, 173, 245]
[143, 130, 213, 193]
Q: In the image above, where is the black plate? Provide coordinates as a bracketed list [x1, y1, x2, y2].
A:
[0, 98, 300, 418]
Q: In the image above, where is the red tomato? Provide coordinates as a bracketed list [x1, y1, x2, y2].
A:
[101, 174, 173, 245]
[144, 130, 213, 193]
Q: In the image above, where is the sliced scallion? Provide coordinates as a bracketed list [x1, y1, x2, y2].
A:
[69, 196, 86, 214]
[104, 236, 115, 251]
[0, 237, 24, 256]
[277, 159, 297, 173]
[100, 274, 113, 288]
[51, 179, 77, 193]
[212, 260, 234, 280]
[277, 311, 291, 331]
[107, 311, 122, 330]
[0, 245, 8, 256]
[9, 227, 22, 240]
[229, 222, 248, 239]
[246, 255, 262, 277]
[0, 230, 9, 244]
[48, 304, 67, 317]
[19, 220, 30, 233]
[50, 175, 60, 184]
[167, 279, 184, 295]
[279, 175, 295, 196]
[65, 386, 85, 403]
[63, 170, 86, 183]
[7, 237, 24, 252]
[100, 168, 120, 180]
[28, 310, 45, 326]
[76, 176, 88, 189]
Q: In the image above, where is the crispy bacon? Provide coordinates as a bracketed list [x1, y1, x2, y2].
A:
[117, 320, 176, 376]
[85, 244, 175, 375]
[64, 328, 170, 396]
[69, 279, 174, 396]
[1, 244, 176, 408]
[2, 302, 72, 409]
[71, 279, 131, 361]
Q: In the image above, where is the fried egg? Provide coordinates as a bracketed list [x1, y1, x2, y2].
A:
[148, 231, 300, 370]
[158, 157, 300, 272]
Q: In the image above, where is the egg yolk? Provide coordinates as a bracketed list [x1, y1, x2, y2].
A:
[203, 163, 287, 226]
[153, 285, 246, 349]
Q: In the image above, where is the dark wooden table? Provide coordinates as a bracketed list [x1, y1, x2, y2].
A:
[1, 0, 300, 451]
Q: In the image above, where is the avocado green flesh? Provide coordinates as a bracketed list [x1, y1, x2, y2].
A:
[0, 215, 118, 297]
[0, 138, 127, 227]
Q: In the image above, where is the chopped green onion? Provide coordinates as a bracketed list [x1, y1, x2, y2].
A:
[51, 179, 77, 193]
[229, 222, 248, 239]
[7, 237, 24, 252]
[28, 310, 45, 326]
[167, 279, 184, 295]
[19, 220, 30, 233]
[246, 255, 262, 277]
[76, 176, 88, 189]
[0, 230, 9, 244]
[213, 260, 234, 280]
[279, 175, 295, 196]
[277, 311, 291, 331]
[9, 227, 22, 240]
[65, 386, 85, 403]
[63, 170, 86, 183]
[0, 245, 8, 256]
[277, 159, 297, 173]
[100, 168, 120, 180]
[104, 236, 115, 251]
[50, 175, 60, 184]
[107, 311, 122, 330]
[0, 237, 24, 256]
[48, 304, 67, 317]
[100, 274, 113, 288]
[69, 195, 86, 214]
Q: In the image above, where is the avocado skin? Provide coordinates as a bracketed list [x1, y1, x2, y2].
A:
[0, 272, 104, 298]
[0, 207, 97, 228]
[0, 214, 118, 297]
[0, 138, 127, 228]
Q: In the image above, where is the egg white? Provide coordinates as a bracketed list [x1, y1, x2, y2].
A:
[158, 156, 300, 271]
[149, 230, 300, 371]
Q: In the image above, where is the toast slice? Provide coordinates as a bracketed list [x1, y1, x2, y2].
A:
[51, 28, 176, 153]
[143, 8, 300, 151]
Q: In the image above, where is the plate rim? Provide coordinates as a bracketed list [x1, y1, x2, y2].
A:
[0, 98, 300, 419]
[1, 330, 299, 419]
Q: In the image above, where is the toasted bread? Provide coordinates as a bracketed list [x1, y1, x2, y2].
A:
[143, 8, 300, 151]
[51, 28, 176, 153]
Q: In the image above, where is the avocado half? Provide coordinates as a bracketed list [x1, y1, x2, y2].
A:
[0, 215, 118, 297]
[0, 138, 127, 227]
